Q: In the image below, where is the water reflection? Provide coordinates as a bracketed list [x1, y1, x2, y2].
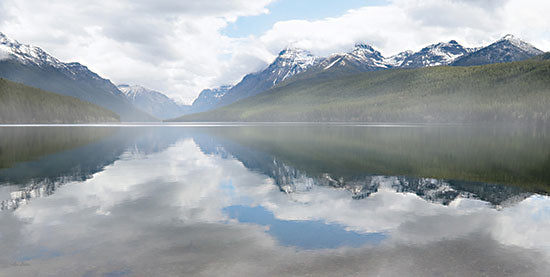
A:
[224, 205, 386, 249]
[0, 125, 549, 276]
[0, 127, 187, 210]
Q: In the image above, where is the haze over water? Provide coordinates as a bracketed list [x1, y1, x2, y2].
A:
[0, 124, 549, 276]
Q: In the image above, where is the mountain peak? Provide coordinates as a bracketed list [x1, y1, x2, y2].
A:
[349, 43, 384, 61]
[0, 32, 15, 45]
[497, 34, 528, 46]
[400, 40, 469, 68]
[0, 32, 65, 67]
[498, 34, 525, 46]
[277, 47, 316, 61]
[495, 34, 542, 55]
[270, 47, 319, 82]
[319, 42, 388, 71]
[500, 34, 517, 41]
[429, 40, 461, 49]
[279, 46, 306, 54]
[354, 43, 375, 51]
[451, 34, 543, 66]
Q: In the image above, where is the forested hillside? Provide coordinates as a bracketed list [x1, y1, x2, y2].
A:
[0, 78, 120, 123]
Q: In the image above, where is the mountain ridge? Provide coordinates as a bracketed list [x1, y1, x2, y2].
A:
[0, 32, 157, 122]
[189, 35, 543, 114]
[452, 34, 543, 66]
[171, 57, 550, 124]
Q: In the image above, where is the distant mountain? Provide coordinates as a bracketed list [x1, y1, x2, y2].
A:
[189, 85, 232, 113]
[174, 58, 550, 124]
[0, 78, 119, 123]
[186, 35, 545, 114]
[452, 34, 543, 66]
[187, 48, 320, 113]
[0, 32, 156, 122]
[318, 43, 390, 72]
[117, 84, 189, 120]
[400, 40, 472, 68]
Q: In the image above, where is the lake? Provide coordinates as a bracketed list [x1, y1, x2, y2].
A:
[1, 124, 549, 276]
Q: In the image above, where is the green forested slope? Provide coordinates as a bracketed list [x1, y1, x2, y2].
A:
[0, 78, 120, 123]
[174, 59, 550, 124]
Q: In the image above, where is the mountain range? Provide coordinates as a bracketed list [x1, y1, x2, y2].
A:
[0, 32, 546, 123]
[187, 34, 543, 115]
[177, 55, 550, 123]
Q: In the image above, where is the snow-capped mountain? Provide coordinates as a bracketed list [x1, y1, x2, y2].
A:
[118, 84, 189, 120]
[189, 48, 321, 113]
[385, 50, 414, 67]
[190, 85, 233, 113]
[0, 32, 155, 121]
[399, 40, 472, 68]
[186, 35, 545, 115]
[0, 32, 65, 67]
[269, 48, 320, 84]
[452, 34, 543, 66]
[0, 32, 120, 94]
[319, 43, 390, 72]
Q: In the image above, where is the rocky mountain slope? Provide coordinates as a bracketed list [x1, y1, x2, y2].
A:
[186, 48, 320, 114]
[452, 34, 543, 66]
[399, 40, 472, 68]
[0, 32, 156, 121]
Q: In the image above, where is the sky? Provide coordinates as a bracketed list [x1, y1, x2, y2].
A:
[0, 0, 549, 104]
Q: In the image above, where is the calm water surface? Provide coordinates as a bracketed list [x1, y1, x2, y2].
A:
[0, 124, 549, 276]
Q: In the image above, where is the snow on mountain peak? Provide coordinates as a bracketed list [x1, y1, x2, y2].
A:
[385, 50, 413, 67]
[501, 34, 517, 41]
[319, 42, 389, 71]
[117, 84, 161, 99]
[0, 32, 64, 67]
[354, 43, 376, 51]
[276, 47, 318, 67]
[350, 43, 383, 58]
[399, 40, 469, 68]
[270, 47, 320, 83]
[497, 34, 542, 55]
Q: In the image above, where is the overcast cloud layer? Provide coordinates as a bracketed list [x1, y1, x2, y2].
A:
[0, 0, 549, 104]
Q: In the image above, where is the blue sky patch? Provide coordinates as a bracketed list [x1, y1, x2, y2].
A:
[222, 0, 389, 37]
[224, 205, 386, 249]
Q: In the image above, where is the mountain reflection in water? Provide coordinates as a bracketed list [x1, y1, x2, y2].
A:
[0, 125, 549, 276]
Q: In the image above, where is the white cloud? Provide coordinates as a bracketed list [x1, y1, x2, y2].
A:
[260, 0, 550, 57]
[0, 0, 548, 104]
